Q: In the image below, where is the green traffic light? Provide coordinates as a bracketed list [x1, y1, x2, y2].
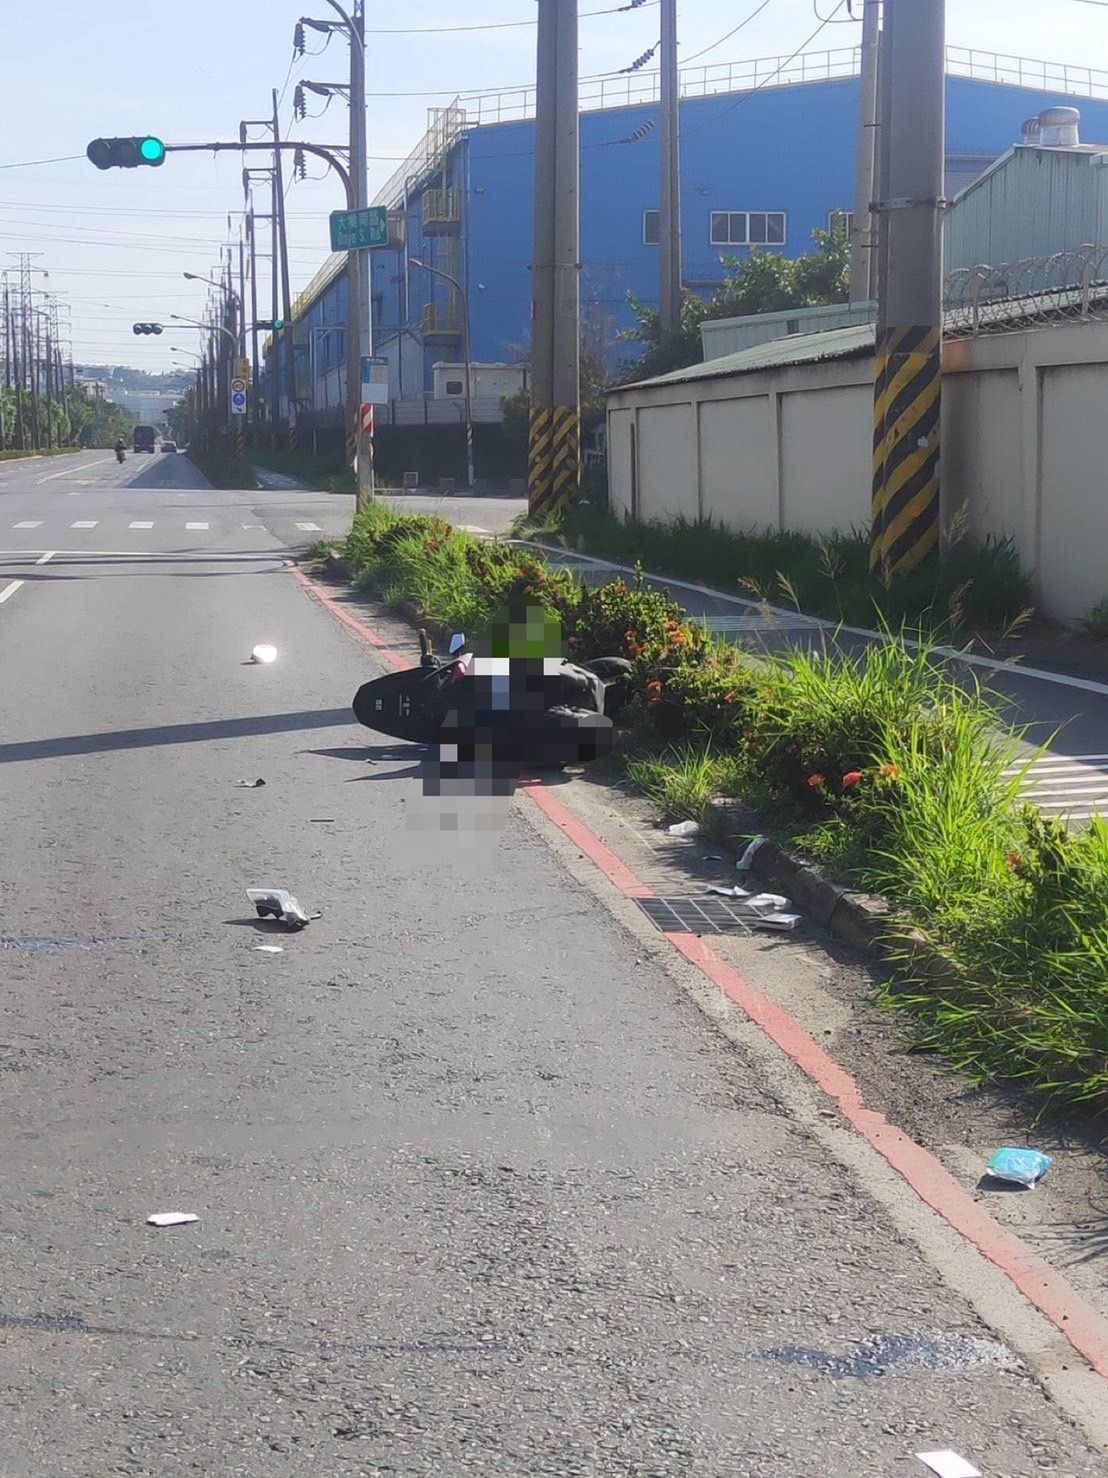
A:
[139, 136, 165, 164]
[273, 319, 285, 330]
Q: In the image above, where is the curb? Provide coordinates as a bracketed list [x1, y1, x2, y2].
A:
[310, 551, 961, 984]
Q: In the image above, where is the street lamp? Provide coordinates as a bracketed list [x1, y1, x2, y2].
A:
[409, 256, 474, 489]
[183, 270, 239, 307]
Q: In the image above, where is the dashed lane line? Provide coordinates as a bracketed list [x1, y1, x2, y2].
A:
[129, 522, 154, 530]
[13, 521, 42, 529]
[185, 522, 209, 531]
[0, 579, 24, 604]
[70, 521, 98, 529]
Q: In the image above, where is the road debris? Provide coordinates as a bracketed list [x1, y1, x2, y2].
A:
[735, 834, 768, 873]
[703, 884, 800, 932]
[235, 778, 266, 788]
[915, 1452, 981, 1478]
[246, 888, 318, 931]
[254, 944, 284, 954]
[667, 819, 700, 836]
[146, 1212, 199, 1229]
[249, 644, 278, 665]
[984, 1147, 1052, 1188]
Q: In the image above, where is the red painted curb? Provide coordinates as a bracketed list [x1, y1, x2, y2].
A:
[294, 563, 1108, 1385]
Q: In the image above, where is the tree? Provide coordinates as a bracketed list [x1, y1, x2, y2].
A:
[619, 226, 852, 382]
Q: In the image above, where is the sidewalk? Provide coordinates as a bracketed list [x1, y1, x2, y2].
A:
[515, 539, 1108, 827]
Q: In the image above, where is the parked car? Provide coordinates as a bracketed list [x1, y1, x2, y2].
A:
[160, 441, 177, 454]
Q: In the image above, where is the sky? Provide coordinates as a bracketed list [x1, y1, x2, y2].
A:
[3, 0, 1107, 375]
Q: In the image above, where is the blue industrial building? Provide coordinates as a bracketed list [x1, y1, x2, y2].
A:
[262, 45, 1108, 472]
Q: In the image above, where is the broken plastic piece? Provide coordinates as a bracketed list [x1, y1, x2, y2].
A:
[254, 944, 284, 954]
[746, 892, 789, 910]
[235, 778, 266, 788]
[760, 911, 802, 932]
[146, 1212, 199, 1228]
[915, 1453, 981, 1478]
[668, 819, 700, 836]
[246, 888, 313, 931]
[250, 644, 278, 665]
[735, 834, 768, 872]
[985, 1147, 1052, 1188]
[707, 884, 753, 899]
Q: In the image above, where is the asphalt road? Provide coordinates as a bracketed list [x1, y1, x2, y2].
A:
[0, 450, 1105, 1476]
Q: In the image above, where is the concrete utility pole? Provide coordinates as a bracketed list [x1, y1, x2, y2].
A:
[870, 0, 945, 581]
[272, 90, 297, 453]
[849, 0, 881, 303]
[658, 0, 682, 335]
[528, 0, 580, 520]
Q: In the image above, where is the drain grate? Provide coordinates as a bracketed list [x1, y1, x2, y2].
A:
[635, 895, 756, 934]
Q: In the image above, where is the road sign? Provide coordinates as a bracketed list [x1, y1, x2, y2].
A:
[230, 376, 247, 416]
[361, 355, 389, 404]
[330, 207, 388, 251]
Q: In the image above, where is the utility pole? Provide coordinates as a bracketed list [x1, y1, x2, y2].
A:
[849, 0, 881, 302]
[528, 0, 579, 520]
[658, 0, 682, 335]
[870, 0, 945, 581]
[272, 90, 297, 453]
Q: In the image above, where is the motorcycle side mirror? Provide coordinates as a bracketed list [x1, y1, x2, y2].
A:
[449, 633, 465, 654]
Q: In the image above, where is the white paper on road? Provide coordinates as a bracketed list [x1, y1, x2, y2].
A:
[254, 945, 284, 954]
[146, 1212, 199, 1228]
[250, 644, 278, 664]
[916, 1452, 981, 1478]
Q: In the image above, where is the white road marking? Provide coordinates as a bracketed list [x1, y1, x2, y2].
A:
[36, 551, 54, 566]
[295, 521, 322, 531]
[70, 520, 98, 529]
[0, 579, 24, 604]
[35, 458, 112, 485]
[129, 521, 154, 529]
[14, 520, 42, 529]
[242, 523, 264, 529]
[185, 522, 209, 530]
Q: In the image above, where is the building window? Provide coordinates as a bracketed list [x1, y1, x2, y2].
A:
[445, 379, 464, 396]
[710, 210, 786, 247]
[827, 208, 854, 236]
[642, 208, 660, 246]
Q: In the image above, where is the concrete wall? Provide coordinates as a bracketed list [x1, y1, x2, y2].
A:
[607, 321, 1108, 624]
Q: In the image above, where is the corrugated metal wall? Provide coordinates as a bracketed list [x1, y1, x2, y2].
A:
[944, 147, 1108, 269]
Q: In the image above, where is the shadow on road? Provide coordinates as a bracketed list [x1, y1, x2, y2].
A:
[0, 708, 355, 764]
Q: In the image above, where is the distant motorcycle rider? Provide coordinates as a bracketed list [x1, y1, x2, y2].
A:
[114, 439, 126, 464]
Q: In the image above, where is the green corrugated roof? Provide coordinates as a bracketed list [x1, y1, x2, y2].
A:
[617, 323, 876, 391]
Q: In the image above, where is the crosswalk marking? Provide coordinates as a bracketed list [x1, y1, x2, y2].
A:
[14, 520, 42, 529]
[70, 520, 98, 529]
[185, 522, 209, 531]
[1005, 755, 1108, 822]
[129, 521, 154, 529]
[295, 521, 321, 531]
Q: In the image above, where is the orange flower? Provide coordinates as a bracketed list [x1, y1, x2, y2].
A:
[807, 773, 825, 789]
[723, 691, 735, 704]
[880, 762, 900, 779]
[842, 770, 863, 789]
[645, 679, 664, 705]
[1006, 850, 1021, 872]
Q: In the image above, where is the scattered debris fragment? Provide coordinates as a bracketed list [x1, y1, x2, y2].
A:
[246, 888, 318, 931]
[254, 944, 284, 954]
[234, 778, 266, 788]
[146, 1212, 199, 1229]
[704, 885, 800, 931]
[249, 644, 278, 665]
[984, 1147, 1052, 1188]
[707, 884, 753, 899]
[735, 834, 768, 873]
[915, 1452, 981, 1478]
[667, 819, 700, 836]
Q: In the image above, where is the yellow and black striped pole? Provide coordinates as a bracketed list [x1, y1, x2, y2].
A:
[870, 325, 941, 580]
[869, 0, 945, 584]
[528, 0, 579, 522]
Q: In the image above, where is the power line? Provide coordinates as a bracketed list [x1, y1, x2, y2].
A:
[0, 154, 85, 172]
[680, 0, 778, 66]
[686, 0, 851, 136]
[364, 1, 658, 33]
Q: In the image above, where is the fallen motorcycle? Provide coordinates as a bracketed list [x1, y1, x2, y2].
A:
[352, 630, 633, 769]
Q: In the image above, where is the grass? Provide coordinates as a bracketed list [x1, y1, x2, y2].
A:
[0, 446, 81, 461]
[339, 499, 1108, 1118]
[245, 445, 355, 494]
[514, 504, 1034, 634]
[1083, 598, 1108, 642]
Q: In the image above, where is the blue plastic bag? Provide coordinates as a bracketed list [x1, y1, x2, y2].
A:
[986, 1147, 1052, 1188]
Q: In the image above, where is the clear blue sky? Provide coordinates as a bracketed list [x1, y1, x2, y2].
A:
[2, 0, 1105, 373]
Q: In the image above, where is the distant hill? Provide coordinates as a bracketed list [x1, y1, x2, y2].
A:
[74, 365, 191, 424]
